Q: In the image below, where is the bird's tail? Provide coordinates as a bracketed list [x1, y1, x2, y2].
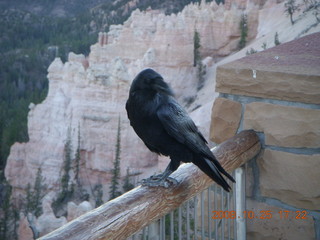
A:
[194, 156, 235, 192]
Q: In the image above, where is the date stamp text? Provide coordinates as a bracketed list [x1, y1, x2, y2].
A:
[212, 210, 308, 220]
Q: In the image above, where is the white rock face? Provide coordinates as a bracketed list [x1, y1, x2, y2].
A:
[89, 1, 261, 99]
[5, 0, 265, 202]
[5, 55, 158, 199]
[9, 0, 315, 238]
[67, 201, 93, 222]
[36, 203, 67, 237]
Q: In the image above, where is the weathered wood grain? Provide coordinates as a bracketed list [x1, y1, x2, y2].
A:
[39, 130, 261, 240]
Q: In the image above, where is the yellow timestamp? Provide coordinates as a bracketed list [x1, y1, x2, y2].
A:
[212, 210, 308, 220]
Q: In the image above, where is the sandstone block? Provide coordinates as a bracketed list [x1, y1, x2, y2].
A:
[216, 66, 320, 104]
[216, 32, 320, 104]
[258, 149, 320, 210]
[210, 98, 242, 144]
[244, 102, 320, 148]
[246, 198, 315, 240]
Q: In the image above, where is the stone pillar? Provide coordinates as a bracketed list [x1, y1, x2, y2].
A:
[98, 32, 103, 46]
[103, 32, 108, 45]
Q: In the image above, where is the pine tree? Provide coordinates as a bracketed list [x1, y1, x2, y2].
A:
[25, 167, 46, 217]
[238, 13, 248, 49]
[215, 0, 225, 4]
[93, 184, 104, 207]
[0, 182, 12, 240]
[61, 129, 73, 199]
[109, 117, 122, 200]
[197, 60, 206, 91]
[193, 30, 201, 67]
[123, 168, 134, 192]
[52, 129, 74, 214]
[74, 124, 81, 186]
[33, 167, 46, 217]
[274, 32, 281, 46]
[25, 183, 33, 214]
[193, 29, 206, 90]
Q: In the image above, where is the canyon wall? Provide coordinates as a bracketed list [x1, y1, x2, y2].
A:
[6, 0, 263, 202]
[3, 0, 293, 238]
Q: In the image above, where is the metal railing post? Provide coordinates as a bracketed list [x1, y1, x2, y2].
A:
[148, 221, 160, 240]
[235, 166, 246, 240]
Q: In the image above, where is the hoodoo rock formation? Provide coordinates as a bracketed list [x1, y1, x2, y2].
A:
[5, 0, 320, 238]
[6, 0, 263, 202]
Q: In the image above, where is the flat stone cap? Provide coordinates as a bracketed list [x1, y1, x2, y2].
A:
[216, 32, 320, 104]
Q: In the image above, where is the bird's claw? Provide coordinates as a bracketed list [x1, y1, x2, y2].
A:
[141, 176, 178, 188]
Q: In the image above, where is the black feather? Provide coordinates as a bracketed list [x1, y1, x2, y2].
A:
[126, 69, 235, 191]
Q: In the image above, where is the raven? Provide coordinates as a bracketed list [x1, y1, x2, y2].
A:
[126, 69, 235, 191]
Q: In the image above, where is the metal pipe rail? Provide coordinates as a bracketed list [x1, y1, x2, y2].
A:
[39, 130, 261, 240]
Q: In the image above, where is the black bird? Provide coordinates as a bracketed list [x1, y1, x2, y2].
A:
[126, 69, 235, 191]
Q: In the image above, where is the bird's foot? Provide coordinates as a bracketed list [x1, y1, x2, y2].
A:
[141, 176, 178, 188]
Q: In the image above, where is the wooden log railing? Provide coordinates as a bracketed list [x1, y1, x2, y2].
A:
[39, 130, 261, 240]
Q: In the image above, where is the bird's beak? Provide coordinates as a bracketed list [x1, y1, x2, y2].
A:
[151, 82, 166, 92]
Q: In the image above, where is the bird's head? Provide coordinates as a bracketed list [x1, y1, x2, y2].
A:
[130, 69, 174, 96]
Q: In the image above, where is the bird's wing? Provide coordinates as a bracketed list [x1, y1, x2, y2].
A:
[157, 98, 213, 159]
